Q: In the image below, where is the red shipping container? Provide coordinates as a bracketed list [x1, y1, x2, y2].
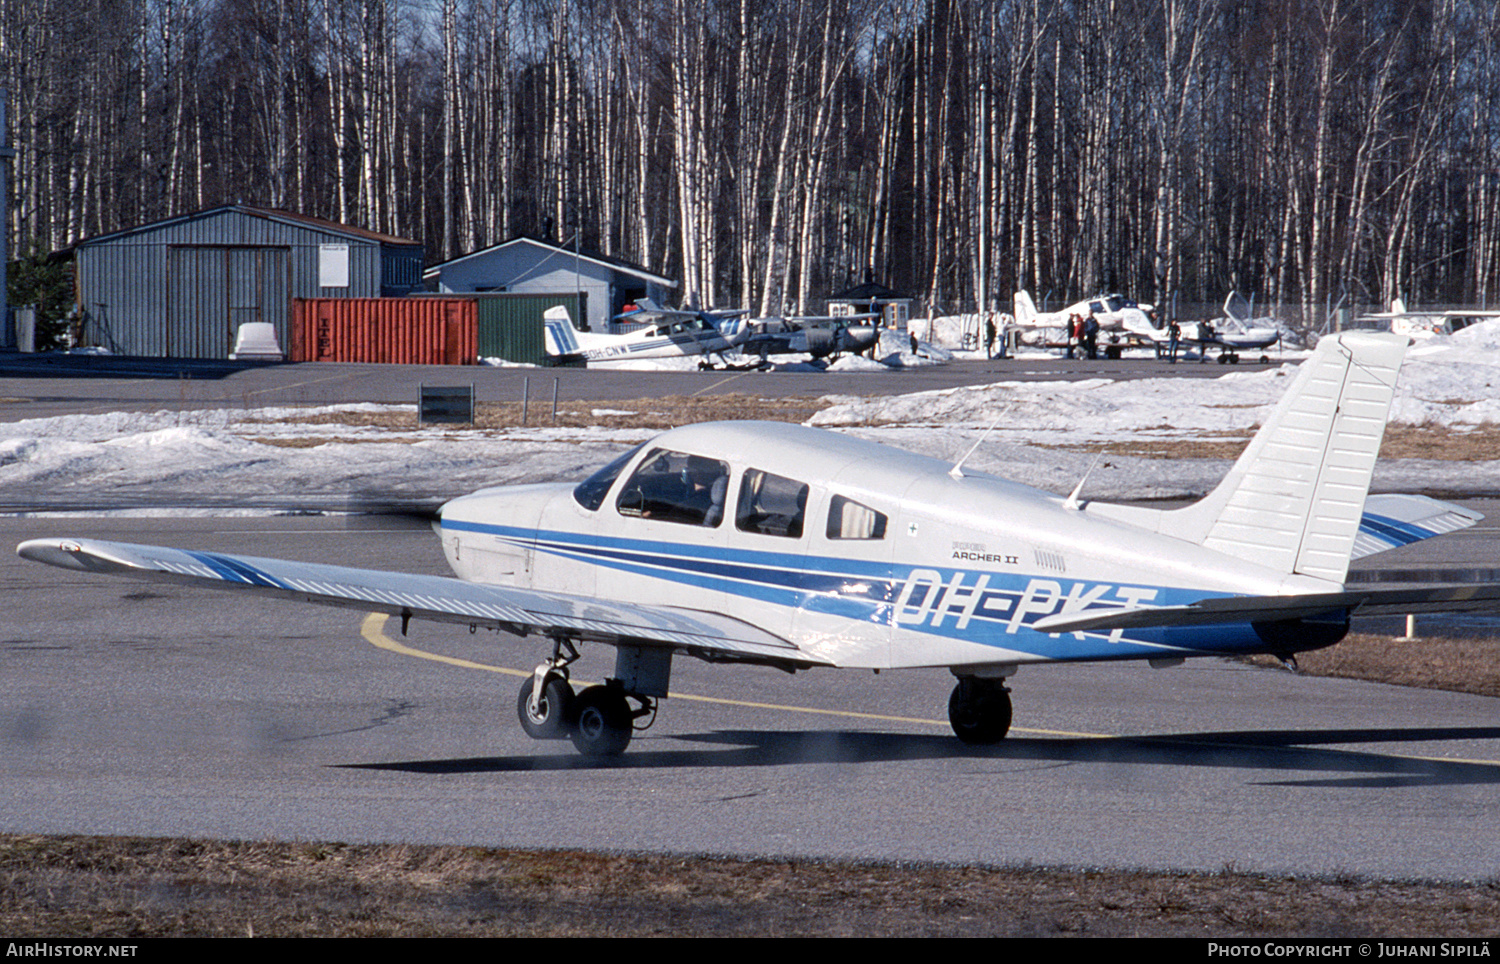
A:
[291, 298, 478, 364]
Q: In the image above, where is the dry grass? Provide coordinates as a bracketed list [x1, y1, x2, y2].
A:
[1246, 633, 1500, 698]
[4, 834, 1497, 937]
[250, 393, 823, 435]
[1055, 423, 1500, 462]
[247, 400, 1500, 464]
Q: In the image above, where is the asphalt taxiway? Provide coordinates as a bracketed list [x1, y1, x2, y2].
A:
[0, 349, 1286, 421]
[4, 515, 1499, 879]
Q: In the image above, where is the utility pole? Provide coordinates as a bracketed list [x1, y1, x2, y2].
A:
[0, 89, 14, 351]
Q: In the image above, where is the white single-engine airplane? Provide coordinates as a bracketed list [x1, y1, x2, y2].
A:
[543, 302, 750, 365]
[1134, 292, 1283, 363]
[1359, 298, 1500, 341]
[1013, 290, 1156, 332]
[19, 332, 1499, 756]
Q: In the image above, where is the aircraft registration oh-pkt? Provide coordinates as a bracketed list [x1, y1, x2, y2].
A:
[18, 331, 1500, 755]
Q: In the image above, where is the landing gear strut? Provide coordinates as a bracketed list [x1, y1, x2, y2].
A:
[516, 641, 663, 756]
[516, 673, 575, 739]
[948, 677, 1012, 744]
[517, 638, 580, 740]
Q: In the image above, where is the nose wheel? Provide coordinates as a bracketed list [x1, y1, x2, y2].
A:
[948, 678, 1012, 744]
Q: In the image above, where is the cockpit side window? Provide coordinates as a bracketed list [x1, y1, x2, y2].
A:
[736, 469, 808, 538]
[826, 494, 888, 540]
[615, 448, 729, 527]
[573, 444, 645, 511]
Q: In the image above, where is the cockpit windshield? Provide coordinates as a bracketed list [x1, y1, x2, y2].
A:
[572, 444, 646, 511]
[615, 449, 730, 527]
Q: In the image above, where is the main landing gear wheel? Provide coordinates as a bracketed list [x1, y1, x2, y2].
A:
[516, 674, 575, 740]
[570, 684, 634, 756]
[948, 678, 1013, 745]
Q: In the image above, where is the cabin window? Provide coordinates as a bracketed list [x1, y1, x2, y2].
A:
[736, 469, 808, 538]
[826, 495, 887, 540]
[615, 449, 729, 527]
[573, 444, 645, 511]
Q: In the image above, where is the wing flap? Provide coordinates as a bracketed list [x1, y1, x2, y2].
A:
[1033, 583, 1500, 634]
[18, 538, 825, 667]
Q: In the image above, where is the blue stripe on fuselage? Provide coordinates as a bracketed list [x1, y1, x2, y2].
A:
[439, 519, 1303, 659]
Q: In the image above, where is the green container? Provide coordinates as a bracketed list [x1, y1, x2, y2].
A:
[472, 292, 585, 365]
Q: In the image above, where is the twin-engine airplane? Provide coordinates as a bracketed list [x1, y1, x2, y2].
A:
[18, 331, 1499, 756]
[740, 315, 880, 363]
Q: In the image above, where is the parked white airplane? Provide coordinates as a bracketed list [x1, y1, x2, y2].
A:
[1360, 298, 1500, 340]
[1013, 290, 1156, 332]
[1137, 292, 1282, 363]
[543, 303, 750, 365]
[19, 331, 1496, 756]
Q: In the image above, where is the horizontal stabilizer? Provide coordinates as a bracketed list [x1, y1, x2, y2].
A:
[17, 538, 823, 668]
[1355, 494, 1482, 559]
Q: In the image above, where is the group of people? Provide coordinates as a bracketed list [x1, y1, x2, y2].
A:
[1064, 312, 1101, 359]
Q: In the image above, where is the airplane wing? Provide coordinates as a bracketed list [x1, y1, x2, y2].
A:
[1032, 583, 1500, 635]
[17, 538, 827, 669]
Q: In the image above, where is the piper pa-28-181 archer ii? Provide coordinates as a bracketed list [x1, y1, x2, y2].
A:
[18, 331, 1500, 755]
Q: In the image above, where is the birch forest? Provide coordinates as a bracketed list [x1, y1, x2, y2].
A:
[4, 0, 1500, 322]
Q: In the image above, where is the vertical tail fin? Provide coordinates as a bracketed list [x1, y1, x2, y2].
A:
[1168, 331, 1409, 584]
[542, 306, 580, 357]
[1013, 291, 1038, 327]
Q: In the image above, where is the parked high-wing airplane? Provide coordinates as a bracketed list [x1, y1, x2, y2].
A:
[1134, 292, 1282, 363]
[19, 331, 1497, 756]
[1359, 298, 1500, 340]
[543, 302, 750, 365]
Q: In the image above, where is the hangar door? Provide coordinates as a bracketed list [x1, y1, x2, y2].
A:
[168, 246, 290, 359]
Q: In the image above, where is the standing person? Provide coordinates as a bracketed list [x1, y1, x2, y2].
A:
[1084, 314, 1099, 359]
[1066, 313, 1080, 359]
[1167, 319, 1181, 363]
[984, 313, 997, 359]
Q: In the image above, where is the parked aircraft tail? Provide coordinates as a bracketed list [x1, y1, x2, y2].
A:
[542, 305, 580, 357]
[1013, 291, 1038, 327]
[1166, 330, 1408, 583]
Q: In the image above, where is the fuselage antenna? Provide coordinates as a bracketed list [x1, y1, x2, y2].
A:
[950, 412, 1004, 479]
[1063, 452, 1106, 510]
